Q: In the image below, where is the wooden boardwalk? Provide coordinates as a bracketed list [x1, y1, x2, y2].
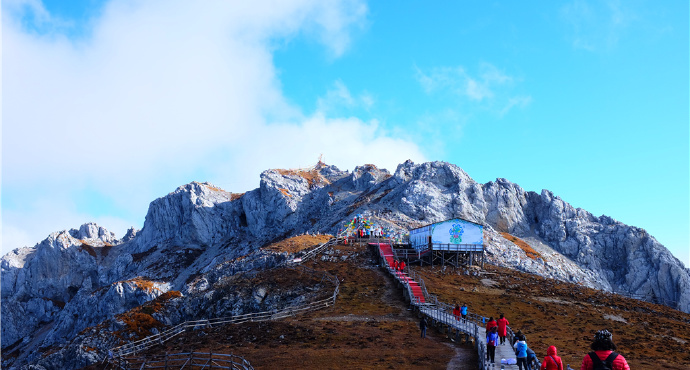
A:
[373, 242, 538, 370]
[476, 325, 523, 369]
[419, 306, 522, 369]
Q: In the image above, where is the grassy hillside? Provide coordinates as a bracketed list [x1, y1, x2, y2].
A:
[106, 240, 690, 369]
[412, 263, 690, 369]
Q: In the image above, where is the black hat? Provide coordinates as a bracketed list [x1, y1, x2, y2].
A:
[594, 329, 612, 341]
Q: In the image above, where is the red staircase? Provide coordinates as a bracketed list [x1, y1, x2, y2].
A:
[371, 243, 425, 304]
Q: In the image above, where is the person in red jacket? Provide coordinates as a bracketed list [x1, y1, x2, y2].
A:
[496, 313, 509, 345]
[486, 316, 497, 332]
[399, 260, 406, 272]
[541, 345, 563, 370]
[452, 304, 461, 321]
[580, 329, 630, 370]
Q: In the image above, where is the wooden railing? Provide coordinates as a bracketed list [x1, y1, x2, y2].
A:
[111, 266, 339, 358]
[113, 352, 253, 369]
[290, 237, 343, 263]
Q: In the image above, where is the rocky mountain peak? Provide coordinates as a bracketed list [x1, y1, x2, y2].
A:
[352, 163, 390, 190]
[2, 160, 689, 369]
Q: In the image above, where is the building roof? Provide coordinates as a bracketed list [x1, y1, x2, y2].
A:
[409, 217, 484, 231]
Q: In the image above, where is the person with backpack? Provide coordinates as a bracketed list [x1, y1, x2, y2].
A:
[497, 313, 509, 345]
[486, 326, 499, 364]
[513, 335, 529, 370]
[579, 329, 630, 370]
[460, 303, 468, 322]
[540, 345, 563, 370]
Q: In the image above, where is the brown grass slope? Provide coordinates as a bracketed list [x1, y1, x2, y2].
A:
[262, 234, 332, 254]
[108, 243, 474, 369]
[418, 264, 690, 369]
[102, 241, 690, 369]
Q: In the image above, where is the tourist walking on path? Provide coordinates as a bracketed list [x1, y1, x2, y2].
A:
[486, 316, 497, 332]
[486, 326, 499, 364]
[399, 260, 406, 272]
[419, 317, 427, 338]
[514, 329, 526, 344]
[540, 345, 563, 370]
[460, 303, 468, 322]
[453, 304, 461, 321]
[580, 329, 630, 370]
[514, 335, 529, 370]
[526, 346, 537, 369]
[497, 314, 509, 345]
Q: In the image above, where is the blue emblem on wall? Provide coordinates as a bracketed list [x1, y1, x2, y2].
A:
[449, 223, 464, 243]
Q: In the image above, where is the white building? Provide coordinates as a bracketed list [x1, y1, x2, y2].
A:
[409, 218, 484, 267]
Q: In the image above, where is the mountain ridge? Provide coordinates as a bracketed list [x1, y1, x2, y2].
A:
[2, 160, 688, 369]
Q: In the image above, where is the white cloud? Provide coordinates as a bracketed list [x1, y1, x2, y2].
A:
[500, 96, 533, 116]
[415, 63, 530, 114]
[416, 63, 516, 102]
[1, 0, 425, 255]
[316, 80, 374, 114]
[560, 0, 637, 51]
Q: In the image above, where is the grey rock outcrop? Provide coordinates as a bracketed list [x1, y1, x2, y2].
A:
[2, 160, 688, 369]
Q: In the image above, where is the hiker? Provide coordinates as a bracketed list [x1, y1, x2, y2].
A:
[514, 329, 527, 343]
[497, 314, 509, 345]
[486, 326, 499, 364]
[580, 329, 630, 370]
[420, 317, 428, 338]
[460, 303, 468, 321]
[399, 260, 406, 272]
[453, 304, 461, 321]
[513, 334, 529, 370]
[486, 316, 497, 332]
[526, 346, 537, 369]
[392, 260, 398, 271]
[540, 345, 563, 370]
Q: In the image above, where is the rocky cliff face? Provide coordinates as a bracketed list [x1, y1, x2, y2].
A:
[2, 160, 688, 369]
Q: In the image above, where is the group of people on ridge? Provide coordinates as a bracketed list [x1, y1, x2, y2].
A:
[484, 314, 629, 370]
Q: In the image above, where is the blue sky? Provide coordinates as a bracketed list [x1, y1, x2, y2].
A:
[2, 0, 688, 267]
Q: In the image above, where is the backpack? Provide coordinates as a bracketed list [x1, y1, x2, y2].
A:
[486, 332, 498, 346]
[589, 352, 618, 370]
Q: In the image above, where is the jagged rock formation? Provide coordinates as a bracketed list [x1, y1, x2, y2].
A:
[2, 160, 688, 369]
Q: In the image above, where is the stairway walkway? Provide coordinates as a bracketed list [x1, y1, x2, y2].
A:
[372, 242, 531, 370]
[378, 243, 426, 303]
